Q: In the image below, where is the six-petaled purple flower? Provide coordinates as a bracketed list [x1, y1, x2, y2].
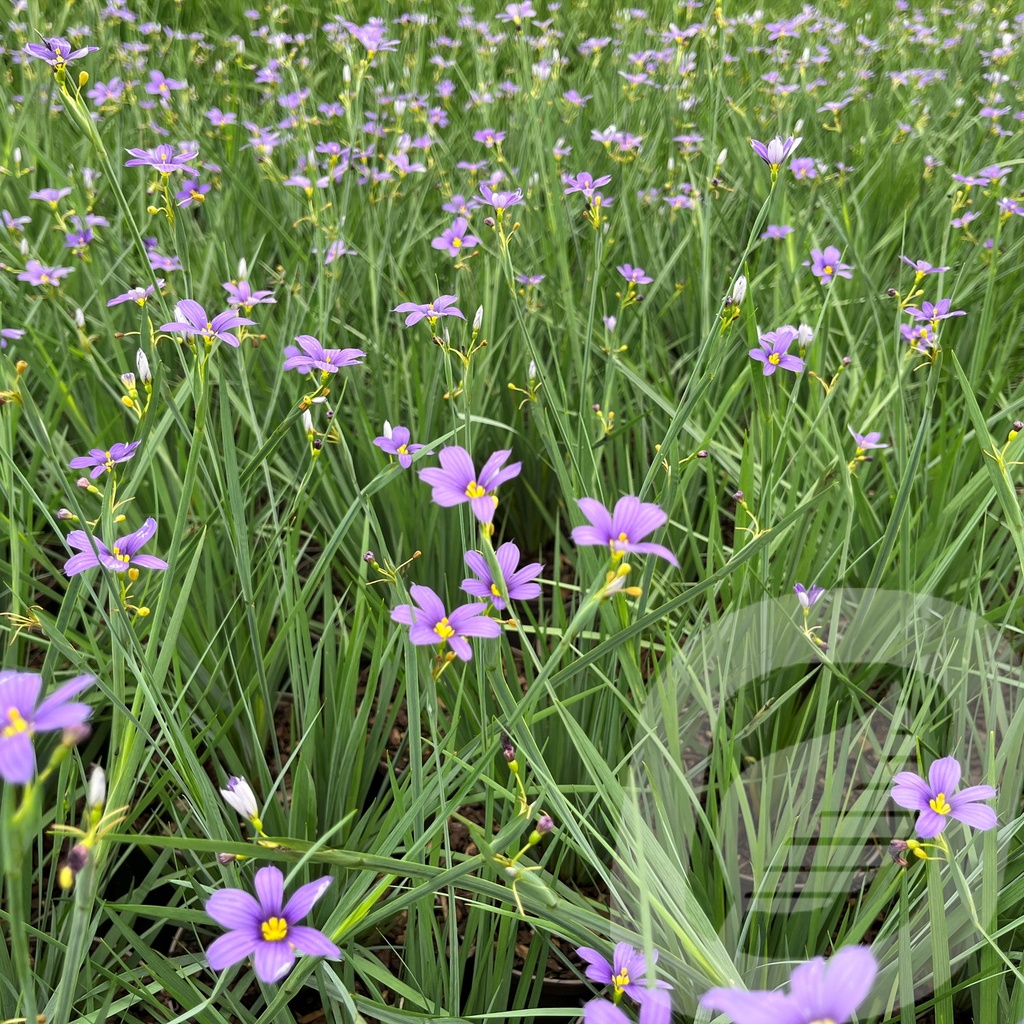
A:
[431, 217, 481, 257]
[572, 496, 678, 566]
[849, 426, 889, 452]
[577, 942, 672, 1006]
[394, 295, 466, 327]
[69, 441, 140, 479]
[750, 326, 804, 376]
[807, 246, 854, 284]
[65, 518, 169, 576]
[793, 583, 825, 609]
[419, 446, 521, 524]
[890, 755, 997, 838]
[0, 671, 94, 784]
[750, 134, 801, 172]
[462, 542, 542, 610]
[391, 584, 502, 660]
[616, 264, 652, 285]
[159, 299, 255, 347]
[282, 335, 365, 375]
[23, 36, 98, 70]
[205, 865, 340, 983]
[373, 423, 427, 469]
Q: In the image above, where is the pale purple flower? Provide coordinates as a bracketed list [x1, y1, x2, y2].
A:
[849, 426, 888, 451]
[145, 70, 187, 101]
[904, 298, 966, 322]
[174, 179, 210, 206]
[496, 2, 536, 24]
[617, 264, 652, 284]
[572, 496, 678, 566]
[30, 187, 72, 206]
[806, 246, 853, 284]
[390, 584, 502, 661]
[750, 327, 804, 376]
[462, 542, 542, 610]
[761, 225, 793, 239]
[69, 440, 140, 479]
[563, 171, 612, 199]
[64, 517, 169, 575]
[373, 423, 426, 469]
[789, 157, 817, 179]
[891, 755, 997, 838]
[223, 280, 276, 310]
[473, 128, 506, 148]
[88, 76, 126, 106]
[3, 210, 32, 232]
[108, 282, 163, 307]
[793, 583, 824, 609]
[1, 329, 25, 347]
[23, 36, 98, 69]
[159, 299, 254, 347]
[205, 866, 340, 983]
[206, 107, 237, 127]
[394, 295, 465, 327]
[577, 943, 672, 1005]
[282, 335, 365, 374]
[124, 144, 198, 174]
[149, 252, 182, 272]
[701, 946, 877, 1024]
[479, 183, 524, 212]
[0, 671, 94, 784]
[419, 446, 521, 524]
[749, 134, 801, 171]
[17, 260, 73, 287]
[431, 217, 481, 257]
[900, 256, 949, 274]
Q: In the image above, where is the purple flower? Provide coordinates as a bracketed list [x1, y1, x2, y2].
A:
[761, 224, 793, 239]
[23, 36, 98, 70]
[1, 329, 25, 347]
[373, 423, 426, 469]
[282, 335, 365, 374]
[793, 583, 824, 609]
[0, 671, 94, 784]
[900, 256, 949, 275]
[479, 183, 524, 212]
[749, 134, 801, 172]
[496, 1, 536, 24]
[69, 440, 140, 479]
[749, 326, 804, 376]
[3, 210, 32, 232]
[159, 299, 254, 347]
[904, 298, 966, 323]
[65, 517, 169, 576]
[701, 946, 877, 1024]
[577, 943, 672, 1005]
[207, 107, 237, 127]
[17, 260, 73, 287]
[431, 217, 481, 257]
[205, 866, 340, 983]
[806, 246, 854, 284]
[584, 992, 672, 1024]
[789, 157, 818, 179]
[174, 179, 211, 207]
[462, 542, 542, 610]
[419, 446, 521, 524]
[563, 171, 612, 199]
[901, 322, 936, 353]
[394, 294, 465, 327]
[149, 252, 182, 272]
[390, 584, 502, 661]
[107, 282, 162, 307]
[890, 755, 997, 838]
[473, 128, 506, 147]
[30, 187, 72, 207]
[124, 144, 199, 175]
[571, 496, 678, 566]
[87, 78, 125, 106]
[849, 426, 888, 452]
[145, 70, 187, 101]
[617, 264, 652, 284]
[223, 280, 276, 310]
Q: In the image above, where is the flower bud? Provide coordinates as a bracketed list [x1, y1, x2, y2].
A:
[237, 257, 248, 280]
[731, 274, 747, 305]
[343, 64, 351, 84]
[382, 420, 393, 439]
[733, 490, 744, 501]
[302, 409, 314, 437]
[798, 323, 814, 346]
[74, 308, 85, 329]
[62, 723, 91, 746]
[716, 147, 728, 167]
[136, 348, 151, 382]
[87, 765, 106, 810]
[536, 813, 554, 833]
[473, 305, 484, 331]
[363, 551, 376, 564]
[528, 360, 537, 382]
[121, 372, 136, 389]
[19, 236, 29, 257]
[57, 507, 75, 520]
[220, 776, 259, 821]
[697, 449, 709, 458]
[76, 477, 91, 489]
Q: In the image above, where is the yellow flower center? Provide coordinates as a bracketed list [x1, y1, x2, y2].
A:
[824, 264, 834, 275]
[465, 481, 486, 499]
[452, 237, 462, 248]
[929, 792, 951, 815]
[40, 274, 52, 284]
[612, 967, 630, 993]
[769, 352, 781, 364]
[2, 707, 30, 738]
[434, 618, 455, 641]
[490, 583, 502, 598]
[397, 444, 409, 455]
[261, 916, 288, 942]
[111, 546, 131, 564]
[324, 354, 332, 363]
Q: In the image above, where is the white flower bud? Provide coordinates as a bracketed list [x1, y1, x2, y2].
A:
[343, 64, 351, 84]
[74, 308, 85, 328]
[798, 323, 814, 346]
[731, 274, 747, 304]
[19, 236, 29, 257]
[121, 372, 135, 389]
[528, 360, 537, 381]
[382, 420, 393, 439]
[794, 118, 805, 133]
[667, 155, 675, 173]
[13, 147, 21, 164]
[87, 765, 106, 809]
[220, 776, 259, 821]
[717, 147, 728, 167]
[302, 409, 314, 436]
[237, 257, 248, 280]
[473, 306, 484, 331]
[136, 348, 151, 382]
[394, 99, 407, 117]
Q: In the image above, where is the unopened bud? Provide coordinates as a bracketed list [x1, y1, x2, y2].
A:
[1014, 421, 1023, 432]
[121, 372, 136, 389]
[302, 409, 314, 437]
[220, 776, 260, 822]
[528, 360, 537, 381]
[716, 147, 728, 167]
[74, 308, 85, 329]
[76, 477, 91, 489]
[127, 567, 140, 582]
[473, 305, 483, 331]
[237, 257, 248, 280]
[798, 323, 814, 346]
[501, 730, 516, 762]
[731, 274, 746, 304]
[63, 723, 91, 747]
[136, 349, 151, 382]
[484, 216, 495, 228]
[535, 813, 554, 833]
[78, 70, 89, 88]
[343, 64, 351, 84]
[19, 237, 29, 257]
[57, 507, 75, 519]
[382, 420, 393, 439]
[87, 765, 106, 809]
[697, 449, 709, 458]
[733, 490, 744, 501]
[312, 438, 323, 451]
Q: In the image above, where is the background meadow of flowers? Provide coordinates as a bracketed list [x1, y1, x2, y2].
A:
[2, 0, 1024, 1020]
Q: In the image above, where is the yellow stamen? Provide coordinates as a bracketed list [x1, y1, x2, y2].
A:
[434, 617, 455, 641]
[465, 481, 486, 498]
[111, 546, 131, 564]
[612, 967, 630, 993]
[769, 352, 781, 365]
[490, 583, 502, 598]
[261, 916, 288, 941]
[2, 707, 30, 738]
[929, 792, 951, 815]
[452, 237, 462, 248]
[823, 265, 834, 275]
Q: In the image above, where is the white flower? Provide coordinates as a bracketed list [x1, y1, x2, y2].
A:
[220, 776, 259, 821]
